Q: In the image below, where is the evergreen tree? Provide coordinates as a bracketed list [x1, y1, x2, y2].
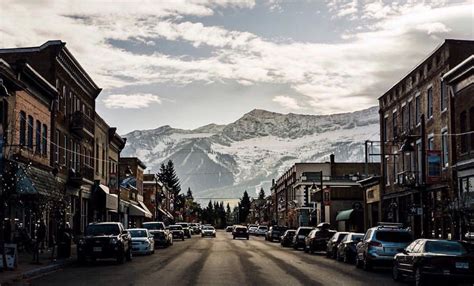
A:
[239, 191, 251, 223]
[157, 160, 181, 196]
[186, 187, 193, 200]
[258, 188, 265, 200]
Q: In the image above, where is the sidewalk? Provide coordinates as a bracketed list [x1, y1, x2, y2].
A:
[0, 245, 76, 286]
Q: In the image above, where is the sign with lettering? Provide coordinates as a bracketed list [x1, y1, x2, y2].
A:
[427, 150, 442, 184]
[0, 243, 18, 269]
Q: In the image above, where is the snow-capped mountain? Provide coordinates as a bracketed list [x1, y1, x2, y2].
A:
[122, 106, 380, 200]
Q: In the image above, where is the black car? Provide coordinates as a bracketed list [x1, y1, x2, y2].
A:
[176, 223, 192, 238]
[169, 225, 185, 241]
[292, 227, 314, 250]
[393, 239, 474, 286]
[142, 222, 173, 248]
[77, 222, 132, 264]
[281, 230, 296, 247]
[326, 232, 349, 258]
[336, 232, 363, 263]
[265, 226, 288, 242]
[233, 225, 249, 240]
[304, 229, 336, 254]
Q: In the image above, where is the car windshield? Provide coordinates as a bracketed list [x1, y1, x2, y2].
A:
[203, 226, 214, 230]
[336, 233, 348, 242]
[425, 241, 467, 255]
[169, 226, 182, 231]
[352, 234, 364, 241]
[258, 226, 267, 230]
[85, 224, 120, 236]
[142, 223, 164, 230]
[298, 228, 312, 236]
[236, 227, 247, 231]
[178, 223, 188, 227]
[375, 231, 412, 243]
[129, 229, 148, 238]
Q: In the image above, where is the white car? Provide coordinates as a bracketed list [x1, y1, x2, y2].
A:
[256, 226, 268, 236]
[201, 226, 216, 238]
[129, 228, 155, 255]
[248, 226, 258, 235]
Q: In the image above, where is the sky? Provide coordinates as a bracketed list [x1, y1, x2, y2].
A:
[0, 0, 472, 134]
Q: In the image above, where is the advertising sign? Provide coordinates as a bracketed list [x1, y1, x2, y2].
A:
[427, 150, 442, 184]
[0, 243, 18, 269]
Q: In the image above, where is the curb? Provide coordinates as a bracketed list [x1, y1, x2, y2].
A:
[21, 259, 75, 280]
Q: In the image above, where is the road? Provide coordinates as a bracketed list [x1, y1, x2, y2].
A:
[25, 231, 399, 286]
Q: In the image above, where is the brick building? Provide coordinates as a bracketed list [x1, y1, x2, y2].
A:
[271, 155, 380, 230]
[443, 55, 474, 239]
[143, 174, 174, 223]
[0, 59, 62, 245]
[378, 39, 474, 239]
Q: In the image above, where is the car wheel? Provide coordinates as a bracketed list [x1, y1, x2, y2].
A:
[116, 251, 125, 264]
[304, 246, 308, 253]
[355, 256, 361, 268]
[415, 267, 425, 286]
[246, 236, 249, 240]
[362, 256, 372, 271]
[343, 252, 349, 263]
[233, 236, 236, 239]
[309, 247, 314, 254]
[336, 252, 341, 261]
[392, 263, 403, 282]
[182, 237, 185, 241]
[126, 248, 132, 262]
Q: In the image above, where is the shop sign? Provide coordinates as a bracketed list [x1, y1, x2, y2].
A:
[0, 243, 18, 269]
[427, 150, 442, 184]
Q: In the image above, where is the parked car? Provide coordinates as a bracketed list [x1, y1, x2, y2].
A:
[225, 226, 234, 232]
[281, 230, 296, 247]
[189, 223, 200, 235]
[176, 222, 192, 238]
[77, 222, 132, 264]
[201, 226, 216, 238]
[169, 225, 185, 241]
[248, 226, 258, 236]
[266, 226, 288, 242]
[304, 229, 336, 254]
[129, 228, 155, 255]
[356, 223, 412, 270]
[256, 225, 268, 236]
[393, 239, 474, 286]
[336, 232, 364, 263]
[326, 232, 349, 258]
[292, 227, 314, 250]
[233, 225, 249, 240]
[142, 222, 173, 248]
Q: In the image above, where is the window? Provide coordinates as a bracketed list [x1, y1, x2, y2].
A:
[383, 116, 389, 141]
[35, 120, 41, 153]
[408, 101, 413, 128]
[42, 124, 47, 156]
[427, 87, 433, 118]
[428, 136, 434, 150]
[102, 144, 106, 177]
[442, 129, 448, 167]
[19, 111, 26, 146]
[440, 80, 447, 111]
[470, 108, 474, 151]
[63, 135, 67, 166]
[27, 115, 33, 149]
[460, 111, 467, 153]
[55, 129, 60, 163]
[415, 95, 421, 124]
[392, 111, 398, 138]
[393, 153, 398, 183]
[384, 158, 390, 185]
[95, 143, 99, 172]
[417, 141, 422, 184]
[402, 105, 409, 132]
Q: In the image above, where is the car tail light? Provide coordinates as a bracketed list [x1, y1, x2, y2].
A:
[368, 241, 382, 247]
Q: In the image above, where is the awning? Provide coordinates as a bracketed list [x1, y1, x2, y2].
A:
[336, 209, 354, 222]
[129, 203, 152, 218]
[157, 208, 173, 220]
[97, 184, 118, 210]
[16, 163, 62, 199]
[138, 201, 153, 218]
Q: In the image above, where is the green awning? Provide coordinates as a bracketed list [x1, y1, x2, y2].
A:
[336, 209, 354, 221]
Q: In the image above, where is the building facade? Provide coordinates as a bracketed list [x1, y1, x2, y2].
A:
[378, 39, 474, 239]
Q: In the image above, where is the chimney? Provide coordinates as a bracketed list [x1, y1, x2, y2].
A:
[330, 154, 335, 164]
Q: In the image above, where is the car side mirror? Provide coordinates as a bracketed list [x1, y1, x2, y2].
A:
[401, 249, 408, 254]
[122, 230, 128, 235]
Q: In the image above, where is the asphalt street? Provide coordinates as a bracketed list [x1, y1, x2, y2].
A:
[23, 231, 399, 286]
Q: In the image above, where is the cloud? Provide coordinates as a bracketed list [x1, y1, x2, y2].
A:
[272, 96, 303, 110]
[103, 94, 162, 109]
[0, 0, 472, 116]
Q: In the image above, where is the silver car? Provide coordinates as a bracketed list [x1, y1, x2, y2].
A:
[355, 223, 412, 270]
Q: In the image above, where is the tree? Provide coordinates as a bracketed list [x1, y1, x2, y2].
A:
[157, 160, 181, 196]
[258, 188, 265, 200]
[239, 191, 251, 223]
[186, 187, 193, 200]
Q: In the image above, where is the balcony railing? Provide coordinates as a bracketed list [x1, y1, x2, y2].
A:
[397, 171, 420, 187]
[70, 111, 94, 138]
[68, 164, 94, 186]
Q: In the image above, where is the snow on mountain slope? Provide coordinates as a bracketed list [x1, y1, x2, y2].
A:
[121, 106, 380, 200]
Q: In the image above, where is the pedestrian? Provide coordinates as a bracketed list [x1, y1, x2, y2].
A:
[36, 220, 46, 253]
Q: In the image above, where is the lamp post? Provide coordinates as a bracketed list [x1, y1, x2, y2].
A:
[310, 171, 324, 223]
